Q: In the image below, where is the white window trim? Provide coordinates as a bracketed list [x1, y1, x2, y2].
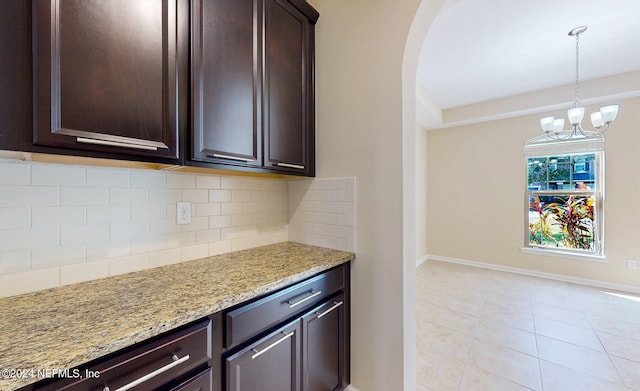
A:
[524, 133, 605, 260]
[520, 246, 607, 263]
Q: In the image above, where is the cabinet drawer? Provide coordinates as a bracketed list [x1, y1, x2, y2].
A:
[36, 320, 211, 391]
[225, 266, 345, 349]
[171, 368, 213, 391]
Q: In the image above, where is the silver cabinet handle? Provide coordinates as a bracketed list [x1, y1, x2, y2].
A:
[287, 290, 322, 308]
[210, 153, 256, 162]
[102, 354, 190, 391]
[315, 301, 344, 319]
[277, 162, 305, 170]
[251, 331, 294, 360]
[77, 137, 159, 151]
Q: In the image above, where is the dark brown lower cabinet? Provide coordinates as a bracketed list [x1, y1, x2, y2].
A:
[225, 296, 348, 391]
[27, 320, 213, 391]
[226, 320, 301, 391]
[173, 368, 214, 391]
[302, 295, 347, 391]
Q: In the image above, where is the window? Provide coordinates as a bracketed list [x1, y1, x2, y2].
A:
[524, 136, 604, 258]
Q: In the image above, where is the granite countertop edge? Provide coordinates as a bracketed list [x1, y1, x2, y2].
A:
[0, 242, 355, 391]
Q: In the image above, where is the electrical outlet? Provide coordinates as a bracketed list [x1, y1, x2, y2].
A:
[628, 259, 638, 270]
[176, 202, 192, 225]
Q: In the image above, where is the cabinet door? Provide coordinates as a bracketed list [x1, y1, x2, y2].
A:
[301, 295, 346, 391]
[33, 0, 180, 160]
[191, 0, 262, 168]
[226, 320, 301, 391]
[263, 0, 314, 176]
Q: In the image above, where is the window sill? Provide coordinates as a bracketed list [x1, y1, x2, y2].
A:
[520, 247, 607, 263]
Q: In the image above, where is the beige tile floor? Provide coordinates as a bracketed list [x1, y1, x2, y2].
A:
[416, 261, 640, 391]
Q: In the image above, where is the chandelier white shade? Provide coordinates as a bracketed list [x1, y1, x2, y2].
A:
[537, 26, 619, 139]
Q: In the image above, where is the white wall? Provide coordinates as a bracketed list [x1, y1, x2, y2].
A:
[427, 97, 640, 288]
[309, 0, 443, 389]
[415, 128, 428, 261]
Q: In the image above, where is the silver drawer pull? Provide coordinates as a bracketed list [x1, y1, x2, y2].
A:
[103, 354, 190, 391]
[276, 162, 305, 170]
[288, 290, 322, 308]
[77, 137, 159, 151]
[210, 153, 255, 162]
[315, 301, 344, 319]
[251, 331, 294, 360]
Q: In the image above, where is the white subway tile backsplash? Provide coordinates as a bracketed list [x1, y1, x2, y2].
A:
[209, 189, 232, 203]
[87, 167, 130, 187]
[196, 175, 220, 189]
[221, 177, 242, 190]
[195, 229, 221, 244]
[149, 189, 181, 204]
[148, 248, 182, 268]
[0, 250, 30, 275]
[221, 227, 244, 240]
[181, 244, 209, 262]
[148, 219, 181, 235]
[0, 161, 30, 185]
[0, 267, 59, 297]
[0, 207, 30, 230]
[221, 202, 243, 215]
[180, 216, 209, 232]
[232, 190, 252, 202]
[209, 215, 232, 229]
[32, 245, 85, 269]
[32, 164, 85, 186]
[87, 205, 130, 224]
[109, 188, 148, 205]
[195, 203, 220, 217]
[61, 187, 109, 206]
[131, 235, 167, 254]
[61, 260, 109, 286]
[86, 240, 130, 261]
[0, 185, 59, 207]
[109, 221, 149, 240]
[32, 206, 86, 227]
[167, 173, 195, 189]
[318, 213, 337, 226]
[182, 189, 209, 203]
[109, 253, 149, 276]
[131, 204, 166, 221]
[61, 224, 109, 245]
[234, 214, 254, 227]
[131, 170, 166, 188]
[0, 227, 59, 252]
[250, 212, 269, 225]
[209, 240, 232, 256]
[0, 158, 356, 297]
[165, 231, 196, 249]
[288, 177, 356, 253]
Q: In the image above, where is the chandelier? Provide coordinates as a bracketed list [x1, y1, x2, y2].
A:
[538, 26, 619, 139]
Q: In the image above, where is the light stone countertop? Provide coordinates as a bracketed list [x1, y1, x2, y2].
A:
[0, 242, 355, 391]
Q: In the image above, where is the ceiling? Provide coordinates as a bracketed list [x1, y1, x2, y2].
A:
[416, 0, 640, 130]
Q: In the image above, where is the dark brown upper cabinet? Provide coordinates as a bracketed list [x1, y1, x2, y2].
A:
[191, 0, 317, 176]
[33, 0, 182, 161]
[263, 0, 316, 176]
[191, 0, 262, 169]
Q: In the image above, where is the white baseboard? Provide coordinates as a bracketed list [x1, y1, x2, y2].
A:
[425, 254, 640, 295]
[345, 386, 360, 391]
[416, 253, 429, 267]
